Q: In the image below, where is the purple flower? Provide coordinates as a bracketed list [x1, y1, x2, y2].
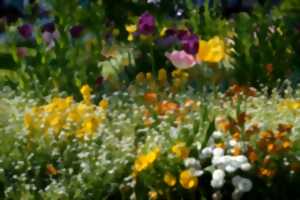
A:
[138, 12, 156, 35]
[42, 22, 55, 33]
[156, 35, 178, 48]
[176, 29, 190, 40]
[18, 24, 33, 39]
[180, 34, 199, 55]
[70, 25, 84, 38]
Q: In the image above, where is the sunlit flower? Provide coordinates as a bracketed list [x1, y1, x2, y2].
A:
[165, 50, 196, 69]
[196, 36, 225, 63]
[125, 24, 137, 41]
[148, 191, 158, 200]
[180, 169, 198, 189]
[134, 148, 160, 173]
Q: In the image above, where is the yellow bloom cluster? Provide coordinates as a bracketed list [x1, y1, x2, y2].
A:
[277, 99, 300, 111]
[196, 36, 225, 63]
[24, 85, 108, 138]
[133, 147, 160, 173]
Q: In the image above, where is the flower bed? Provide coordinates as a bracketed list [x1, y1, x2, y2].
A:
[0, 0, 300, 199]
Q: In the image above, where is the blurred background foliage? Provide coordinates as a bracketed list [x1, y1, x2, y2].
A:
[0, 0, 299, 96]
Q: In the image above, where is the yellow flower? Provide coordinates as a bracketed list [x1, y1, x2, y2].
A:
[164, 172, 177, 186]
[158, 68, 167, 85]
[80, 84, 92, 103]
[180, 170, 198, 189]
[133, 148, 160, 173]
[196, 36, 225, 63]
[278, 99, 300, 111]
[81, 117, 100, 133]
[172, 142, 190, 159]
[125, 24, 137, 41]
[67, 110, 81, 122]
[99, 99, 109, 109]
[126, 24, 137, 33]
[148, 191, 158, 200]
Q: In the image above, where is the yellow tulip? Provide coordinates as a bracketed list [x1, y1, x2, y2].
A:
[196, 36, 225, 63]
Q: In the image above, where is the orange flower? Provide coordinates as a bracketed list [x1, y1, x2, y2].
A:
[282, 140, 292, 150]
[215, 117, 231, 133]
[144, 92, 158, 103]
[232, 146, 241, 156]
[232, 132, 241, 140]
[259, 168, 275, 177]
[47, 164, 58, 175]
[267, 143, 277, 154]
[248, 150, 258, 163]
[157, 101, 179, 115]
[259, 131, 273, 140]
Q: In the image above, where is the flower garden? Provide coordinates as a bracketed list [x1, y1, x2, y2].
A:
[0, 0, 300, 199]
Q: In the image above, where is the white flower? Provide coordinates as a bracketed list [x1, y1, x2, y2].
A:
[184, 158, 201, 169]
[201, 147, 213, 157]
[212, 131, 224, 139]
[211, 169, 226, 189]
[211, 179, 225, 189]
[213, 148, 224, 157]
[213, 169, 225, 180]
[225, 165, 237, 173]
[240, 163, 251, 171]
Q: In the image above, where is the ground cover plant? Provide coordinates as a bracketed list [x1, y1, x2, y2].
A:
[0, 0, 300, 199]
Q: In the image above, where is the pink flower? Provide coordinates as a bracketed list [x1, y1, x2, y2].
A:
[165, 50, 196, 69]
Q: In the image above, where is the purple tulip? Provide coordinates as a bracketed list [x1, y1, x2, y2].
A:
[138, 11, 156, 35]
[70, 25, 84, 38]
[176, 29, 190, 40]
[18, 24, 33, 39]
[41, 22, 55, 33]
[180, 34, 199, 55]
